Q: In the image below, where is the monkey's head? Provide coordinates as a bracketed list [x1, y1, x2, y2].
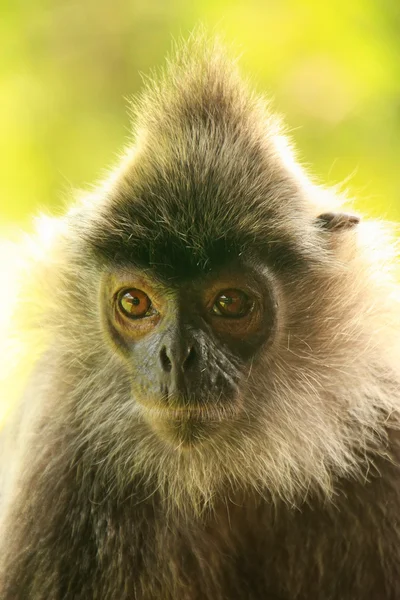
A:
[30, 36, 400, 511]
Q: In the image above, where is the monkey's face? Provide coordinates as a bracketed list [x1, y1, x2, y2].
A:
[101, 259, 277, 445]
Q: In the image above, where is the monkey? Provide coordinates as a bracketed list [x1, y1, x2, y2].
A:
[1, 32, 400, 600]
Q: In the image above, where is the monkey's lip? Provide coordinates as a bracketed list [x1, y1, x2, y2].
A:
[139, 402, 239, 423]
[140, 404, 235, 446]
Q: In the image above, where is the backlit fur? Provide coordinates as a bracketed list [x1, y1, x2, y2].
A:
[1, 33, 400, 599]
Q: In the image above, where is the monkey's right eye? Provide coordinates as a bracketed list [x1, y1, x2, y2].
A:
[117, 289, 153, 319]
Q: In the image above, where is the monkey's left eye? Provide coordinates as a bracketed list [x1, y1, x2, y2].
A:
[212, 289, 253, 318]
[117, 289, 153, 319]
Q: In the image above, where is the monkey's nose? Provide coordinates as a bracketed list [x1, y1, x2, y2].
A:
[182, 345, 197, 371]
[159, 346, 172, 373]
[159, 345, 197, 373]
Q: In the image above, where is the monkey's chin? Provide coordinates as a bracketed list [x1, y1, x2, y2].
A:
[139, 405, 230, 447]
[150, 417, 222, 447]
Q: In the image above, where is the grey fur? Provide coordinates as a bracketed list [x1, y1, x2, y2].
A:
[1, 33, 400, 599]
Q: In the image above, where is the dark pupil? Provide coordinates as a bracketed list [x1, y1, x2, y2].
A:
[218, 292, 247, 315]
[131, 296, 140, 306]
[220, 295, 237, 308]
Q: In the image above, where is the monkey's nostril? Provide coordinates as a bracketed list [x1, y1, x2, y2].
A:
[182, 346, 196, 372]
[160, 347, 172, 372]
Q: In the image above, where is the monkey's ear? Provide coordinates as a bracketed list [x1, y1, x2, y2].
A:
[315, 212, 360, 232]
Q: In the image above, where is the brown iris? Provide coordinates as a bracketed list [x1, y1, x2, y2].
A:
[118, 289, 152, 319]
[212, 289, 253, 318]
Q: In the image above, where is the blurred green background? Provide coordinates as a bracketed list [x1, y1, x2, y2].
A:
[1, 0, 400, 235]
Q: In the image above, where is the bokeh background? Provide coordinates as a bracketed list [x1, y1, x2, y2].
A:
[1, 0, 400, 235]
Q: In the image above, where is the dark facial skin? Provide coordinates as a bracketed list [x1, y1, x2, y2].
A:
[102, 258, 277, 444]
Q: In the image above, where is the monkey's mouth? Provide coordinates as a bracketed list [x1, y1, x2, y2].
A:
[145, 410, 227, 446]
[139, 392, 241, 422]
[142, 404, 237, 422]
[138, 397, 240, 445]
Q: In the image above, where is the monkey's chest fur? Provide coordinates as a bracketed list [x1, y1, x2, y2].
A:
[9, 453, 394, 600]
[2, 452, 400, 600]
[89, 478, 397, 600]
[4, 449, 400, 600]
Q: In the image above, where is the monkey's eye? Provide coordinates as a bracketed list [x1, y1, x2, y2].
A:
[117, 289, 152, 319]
[212, 289, 253, 318]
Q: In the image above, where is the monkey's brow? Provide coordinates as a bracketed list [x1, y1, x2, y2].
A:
[86, 197, 312, 277]
[90, 232, 310, 281]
